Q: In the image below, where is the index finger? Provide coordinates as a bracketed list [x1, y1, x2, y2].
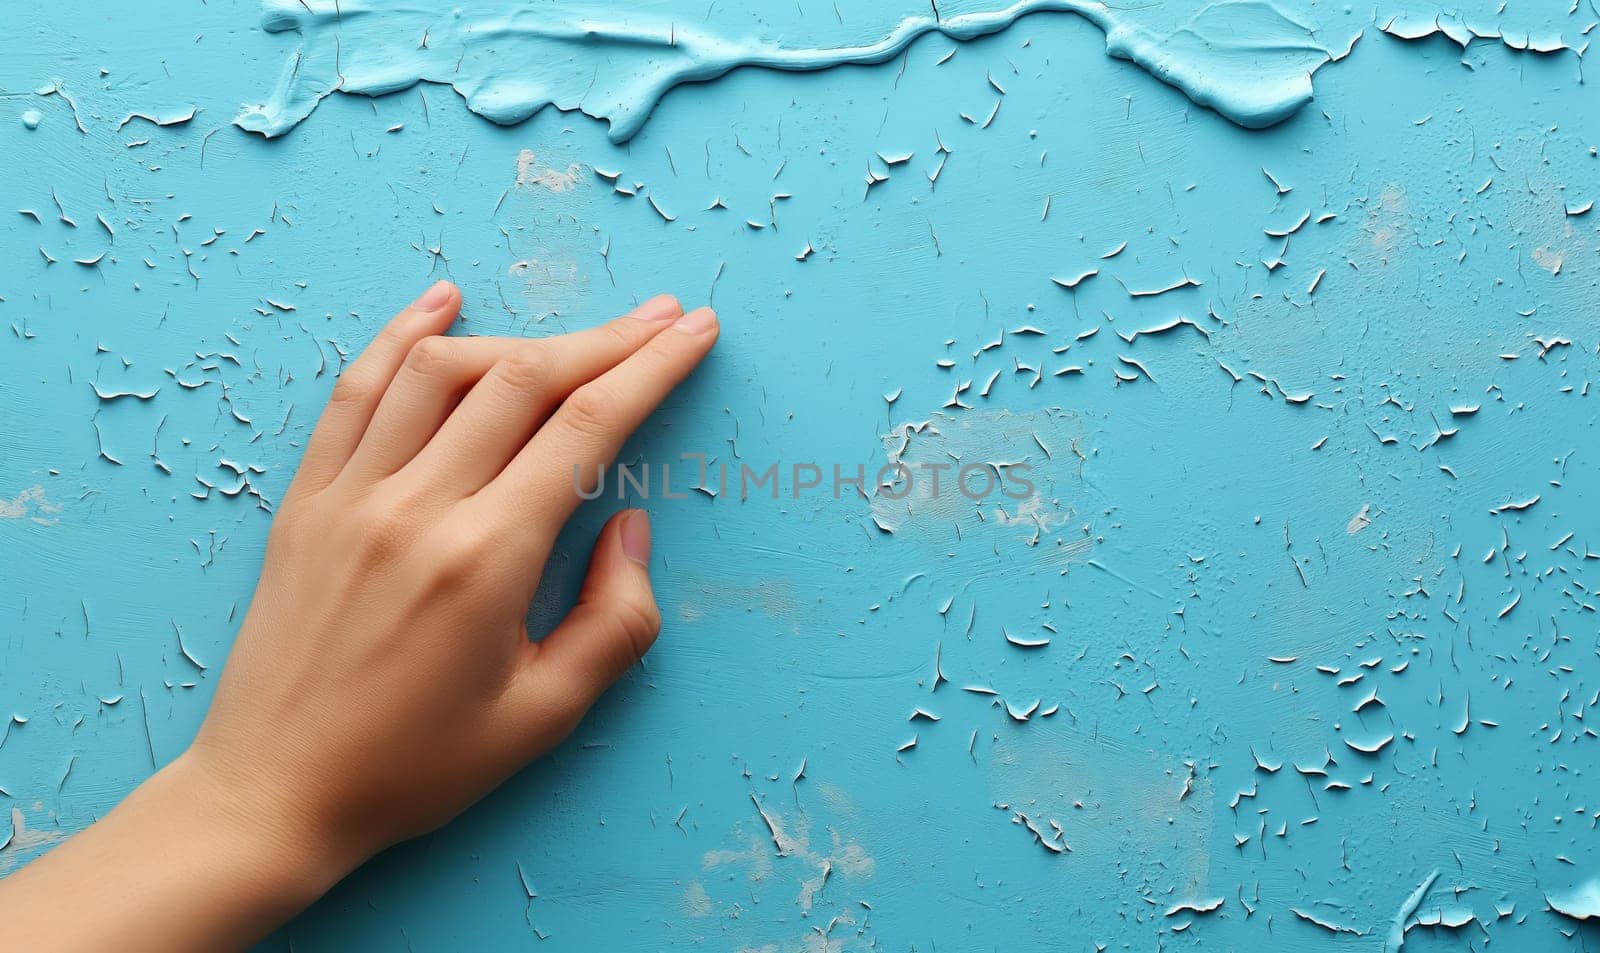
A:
[465, 307, 719, 569]
[286, 281, 461, 499]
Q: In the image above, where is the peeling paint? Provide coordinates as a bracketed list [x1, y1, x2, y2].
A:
[5, 0, 1599, 948]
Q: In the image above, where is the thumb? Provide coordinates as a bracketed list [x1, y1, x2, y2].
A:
[515, 509, 662, 727]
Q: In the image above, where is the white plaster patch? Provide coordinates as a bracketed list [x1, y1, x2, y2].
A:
[1532, 245, 1565, 275]
[507, 257, 579, 282]
[1367, 183, 1409, 253]
[703, 804, 873, 915]
[681, 880, 713, 918]
[874, 408, 1085, 549]
[0, 806, 68, 873]
[515, 149, 582, 192]
[0, 485, 61, 524]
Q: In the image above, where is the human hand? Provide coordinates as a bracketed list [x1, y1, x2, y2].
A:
[187, 281, 717, 882]
[0, 282, 717, 953]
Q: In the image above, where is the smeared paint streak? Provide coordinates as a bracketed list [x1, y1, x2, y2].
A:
[237, 0, 1342, 142]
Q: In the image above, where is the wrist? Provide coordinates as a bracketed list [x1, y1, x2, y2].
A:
[0, 751, 365, 953]
[148, 752, 361, 913]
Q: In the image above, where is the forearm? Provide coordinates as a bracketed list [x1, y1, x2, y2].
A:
[0, 753, 350, 953]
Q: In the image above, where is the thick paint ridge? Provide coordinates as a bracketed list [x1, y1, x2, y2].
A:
[234, 0, 1340, 140]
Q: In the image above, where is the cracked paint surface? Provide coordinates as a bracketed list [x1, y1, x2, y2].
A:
[3, 0, 1599, 950]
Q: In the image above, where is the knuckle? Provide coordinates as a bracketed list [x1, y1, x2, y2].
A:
[328, 368, 380, 409]
[401, 335, 459, 380]
[613, 594, 662, 658]
[351, 493, 426, 565]
[561, 383, 621, 439]
[430, 530, 486, 588]
[493, 349, 553, 392]
[599, 317, 641, 352]
[355, 514, 409, 566]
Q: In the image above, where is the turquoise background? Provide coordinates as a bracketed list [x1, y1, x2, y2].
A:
[3, 1, 1598, 949]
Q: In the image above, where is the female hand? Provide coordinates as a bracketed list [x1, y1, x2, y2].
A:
[0, 281, 719, 952]
[198, 281, 716, 860]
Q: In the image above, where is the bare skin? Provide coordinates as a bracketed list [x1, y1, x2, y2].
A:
[0, 281, 719, 953]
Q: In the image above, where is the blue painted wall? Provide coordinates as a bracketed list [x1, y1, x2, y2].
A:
[3, 1, 1597, 949]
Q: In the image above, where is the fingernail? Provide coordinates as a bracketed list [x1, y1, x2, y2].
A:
[621, 509, 652, 566]
[413, 280, 454, 311]
[672, 307, 717, 333]
[631, 294, 682, 321]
